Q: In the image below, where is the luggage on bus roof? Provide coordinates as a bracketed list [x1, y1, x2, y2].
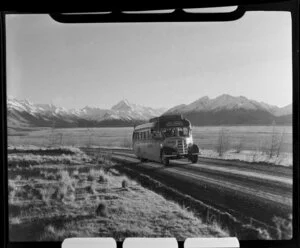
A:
[149, 114, 183, 123]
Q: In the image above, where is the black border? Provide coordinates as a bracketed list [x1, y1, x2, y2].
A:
[0, 1, 299, 248]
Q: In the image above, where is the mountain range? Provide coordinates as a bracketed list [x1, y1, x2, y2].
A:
[7, 94, 292, 129]
[164, 94, 292, 126]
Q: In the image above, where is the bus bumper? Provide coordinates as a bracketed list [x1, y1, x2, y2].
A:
[167, 153, 199, 159]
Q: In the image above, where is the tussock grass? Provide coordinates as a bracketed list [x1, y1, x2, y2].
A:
[39, 222, 93, 241]
[95, 153, 114, 166]
[272, 215, 292, 239]
[40, 171, 57, 180]
[87, 168, 109, 184]
[86, 183, 97, 195]
[8, 180, 17, 204]
[71, 170, 79, 178]
[122, 179, 129, 188]
[52, 170, 76, 202]
[95, 202, 107, 217]
[15, 175, 22, 181]
[40, 225, 71, 241]
[38, 188, 55, 204]
[10, 217, 22, 225]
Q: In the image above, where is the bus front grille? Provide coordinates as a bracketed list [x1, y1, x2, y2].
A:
[177, 140, 188, 154]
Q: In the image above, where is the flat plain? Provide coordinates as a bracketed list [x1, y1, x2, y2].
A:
[8, 125, 292, 152]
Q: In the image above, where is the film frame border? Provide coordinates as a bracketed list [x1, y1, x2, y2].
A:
[0, 1, 299, 247]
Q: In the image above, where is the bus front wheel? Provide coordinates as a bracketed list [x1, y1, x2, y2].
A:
[189, 155, 198, 163]
[161, 151, 169, 166]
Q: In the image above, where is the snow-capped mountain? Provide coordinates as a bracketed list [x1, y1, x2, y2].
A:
[164, 94, 292, 125]
[165, 94, 292, 115]
[6, 95, 292, 128]
[109, 100, 166, 120]
[7, 97, 166, 128]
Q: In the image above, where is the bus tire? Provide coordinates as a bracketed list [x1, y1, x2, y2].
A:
[161, 151, 169, 166]
[190, 155, 198, 163]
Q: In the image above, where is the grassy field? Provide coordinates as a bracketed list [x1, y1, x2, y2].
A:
[8, 146, 229, 241]
[7, 125, 292, 166]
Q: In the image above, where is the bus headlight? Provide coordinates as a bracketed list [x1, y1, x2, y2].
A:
[186, 137, 193, 146]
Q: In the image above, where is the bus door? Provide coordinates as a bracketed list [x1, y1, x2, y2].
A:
[150, 129, 163, 162]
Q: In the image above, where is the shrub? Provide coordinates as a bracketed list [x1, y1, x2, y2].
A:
[86, 183, 97, 194]
[51, 170, 76, 202]
[15, 175, 22, 181]
[95, 202, 107, 217]
[235, 136, 244, 153]
[98, 170, 109, 183]
[71, 170, 79, 178]
[87, 169, 98, 181]
[87, 169, 109, 183]
[8, 180, 16, 204]
[216, 128, 229, 157]
[38, 188, 53, 204]
[122, 179, 129, 188]
[47, 173, 57, 180]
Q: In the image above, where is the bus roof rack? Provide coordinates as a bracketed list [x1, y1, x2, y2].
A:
[149, 114, 183, 123]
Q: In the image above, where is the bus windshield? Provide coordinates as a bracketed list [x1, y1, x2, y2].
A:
[161, 127, 190, 138]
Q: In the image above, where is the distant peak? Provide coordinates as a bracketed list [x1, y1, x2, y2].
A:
[198, 96, 210, 101]
[111, 99, 132, 111]
[120, 99, 131, 106]
[83, 105, 95, 110]
[217, 93, 233, 99]
[116, 99, 130, 105]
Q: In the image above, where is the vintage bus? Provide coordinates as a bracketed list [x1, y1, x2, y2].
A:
[132, 115, 199, 165]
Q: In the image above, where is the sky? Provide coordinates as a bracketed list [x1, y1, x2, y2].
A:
[6, 12, 292, 110]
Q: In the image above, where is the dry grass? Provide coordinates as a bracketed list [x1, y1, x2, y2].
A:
[8, 146, 229, 242]
[272, 215, 292, 239]
[8, 146, 92, 168]
[8, 179, 17, 204]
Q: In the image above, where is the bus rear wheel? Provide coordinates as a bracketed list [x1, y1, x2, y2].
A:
[161, 152, 169, 166]
[189, 155, 198, 163]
